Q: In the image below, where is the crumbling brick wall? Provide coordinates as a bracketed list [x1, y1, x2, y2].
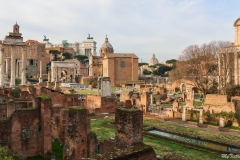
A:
[85, 95, 117, 114]
[203, 94, 235, 113]
[115, 108, 143, 148]
[0, 118, 11, 146]
[99, 139, 115, 154]
[63, 107, 90, 160]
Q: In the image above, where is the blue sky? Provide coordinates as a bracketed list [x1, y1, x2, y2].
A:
[0, 0, 239, 63]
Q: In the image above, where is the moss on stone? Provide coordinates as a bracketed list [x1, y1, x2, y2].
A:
[0, 117, 9, 121]
[72, 106, 84, 110]
[38, 95, 51, 99]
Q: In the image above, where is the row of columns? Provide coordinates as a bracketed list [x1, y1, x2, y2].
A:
[218, 51, 239, 89]
[0, 45, 27, 88]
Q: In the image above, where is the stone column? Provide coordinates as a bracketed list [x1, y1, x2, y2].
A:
[182, 106, 186, 121]
[199, 109, 203, 124]
[39, 61, 43, 83]
[218, 52, 222, 89]
[234, 52, 238, 85]
[0, 47, 4, 88]
[48, 70, 51, 82]
[5, 59, 9, 75]
[219, 118, 225, 127]
[150, 94, 153, 104]
[223, 54, 226, 86]
[21, 46, 26, 85]
[51, 62, 55, 82]
[10, 46, 16, 88]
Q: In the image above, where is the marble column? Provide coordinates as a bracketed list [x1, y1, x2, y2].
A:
[10, 46, 16, 88]
[218, 52, 222, 89]
[48, 70, 51, 82]
[5, 59, 9, 75]
[51, 62, 55, 82]
[21, 46, 26, 85]
[150, 94, 153, 104]
[199, 109, 203, 124]
[0, 47, 4, 88]
[182, 106, 186, 121]
[39, 61, 43, 83]
[219, 118, 225, 127]
[234, 52, 238, 85]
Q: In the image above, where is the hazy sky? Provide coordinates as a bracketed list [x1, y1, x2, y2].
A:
[0, 0, 239, 63]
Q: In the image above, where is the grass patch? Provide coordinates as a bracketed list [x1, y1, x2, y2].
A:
[90, 118, 115, 140]
[194, 101, 203, 106]
[225, 125, 240, 131]
[73, 89, 99, 96]
[90, 117, 236, 160]
[72, 106, 84, 110]
[39, 95, 51, 99]
[144, 118, 240, 147]
[52, 139, 63, 160]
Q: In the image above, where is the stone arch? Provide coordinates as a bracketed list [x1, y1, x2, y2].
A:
[191, 87, 199, 93]
[181, 83, 186, 93]
[61, 70, 67, 82]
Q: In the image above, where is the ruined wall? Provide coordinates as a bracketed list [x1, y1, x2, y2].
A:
[203, 94, 235, 113]
[87, 132, 97, 158]
[99, 139, 115, 154]
[0, 118, 11, 146]
[63, 107, 90, 160]
[115, 108, 143, 148]
[120, 90, 132, 102]
[93, 143, 156, 160]
[85, 95, 117, 113]
[40, 98, 52, 157]
[0, 103, 7, 118]
[10, 108, 41, 158]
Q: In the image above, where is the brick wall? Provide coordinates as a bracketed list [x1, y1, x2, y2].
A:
[99, 139, 115, 154]
[85, 95, 117, 114]
[63, 107, 89, 160]
[115, 108, 143, 148]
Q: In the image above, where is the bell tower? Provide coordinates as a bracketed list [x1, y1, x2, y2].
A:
[13, 22, 20, 33]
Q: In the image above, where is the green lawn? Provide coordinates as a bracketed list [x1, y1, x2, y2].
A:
[90, 117, 235, 160]
[73, 88, 99, 96]
[144, 118, 240, 147]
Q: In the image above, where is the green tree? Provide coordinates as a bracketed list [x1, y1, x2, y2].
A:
[143, 69, 152, 75]
[138, 62, 148, 66]
[166, 59, 177, 64]
[62, 52, 72, 59]
[0, 146, 14, 160]
[75, 55, 88, 63]
[49, 50, 61, 61]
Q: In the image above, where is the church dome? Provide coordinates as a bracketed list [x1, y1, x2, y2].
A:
[101, 36, 113, 49]
[100, 36, 114, 58]
[149, 54, 159, 66]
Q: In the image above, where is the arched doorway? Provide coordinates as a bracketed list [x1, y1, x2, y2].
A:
[61, 70, 67, 82]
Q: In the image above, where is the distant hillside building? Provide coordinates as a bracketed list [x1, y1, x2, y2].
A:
[149, 53, 159, 66]
[44, 34, 97, 56]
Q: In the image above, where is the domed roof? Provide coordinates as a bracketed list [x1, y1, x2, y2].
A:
[101, 35, 113, 48]
[149, 54, 159, 66]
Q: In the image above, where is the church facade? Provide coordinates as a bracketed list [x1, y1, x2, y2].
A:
[88, 36, 139, 86]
